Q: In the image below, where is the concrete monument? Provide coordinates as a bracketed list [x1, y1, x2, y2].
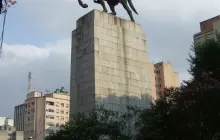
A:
[70, 10, 152, 116]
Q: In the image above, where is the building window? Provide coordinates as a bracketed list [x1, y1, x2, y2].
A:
[61, 103, 64, 107]
[60, 110, 64, 114]
[56, 109, 59, 114]
[46, 101, 55, 106]
[55, 102, 59, 107]
[66, 112, 68, 115]
[46, 115, 54, 119]
[61, 116, 64, 121]
[47, 109, 54, 113]
[66, 104, 69, 108]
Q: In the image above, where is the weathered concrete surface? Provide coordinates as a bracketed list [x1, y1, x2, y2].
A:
[70, 10, 152, 115]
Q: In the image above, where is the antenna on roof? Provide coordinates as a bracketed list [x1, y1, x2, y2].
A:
[28, 72, 32, 94]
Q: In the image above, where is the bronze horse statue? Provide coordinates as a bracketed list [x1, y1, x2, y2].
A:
[78, 0, 138, 22]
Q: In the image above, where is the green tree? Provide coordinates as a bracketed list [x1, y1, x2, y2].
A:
[135, 74, 220, 140]
[188, 37, 220, 82]
[45, 106, 135, 140]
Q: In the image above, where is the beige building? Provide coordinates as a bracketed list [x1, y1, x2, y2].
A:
[194, 15, 220, 44]
[0, 124, 24, 140]
[14, 87, 70, 140]
[148, 61, 179, 101]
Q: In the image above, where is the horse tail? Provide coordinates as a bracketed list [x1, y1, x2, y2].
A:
[128, 0, 138, 15]
[78, 0, 88, 8]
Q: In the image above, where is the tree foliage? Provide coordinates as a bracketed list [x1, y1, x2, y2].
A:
[188, 37, 220, 82]
[45, 106, 135, 140]
[136, 73, 220, 140]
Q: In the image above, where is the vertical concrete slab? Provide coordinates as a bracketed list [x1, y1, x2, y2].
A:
[70, 10, 152, 116]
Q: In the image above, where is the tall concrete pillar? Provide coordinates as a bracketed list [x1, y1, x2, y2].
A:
[70, 10, 152, 116]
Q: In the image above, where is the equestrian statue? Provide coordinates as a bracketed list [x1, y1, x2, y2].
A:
[78, 0, 138, 22]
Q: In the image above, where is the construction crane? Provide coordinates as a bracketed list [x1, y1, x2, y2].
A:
[0, 0, 17, 58]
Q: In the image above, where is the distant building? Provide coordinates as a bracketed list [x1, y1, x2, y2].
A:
[14, 104, 25, 131]
[148, 61, 179, 101]
[194, 15, 220, 44]
[0, 117, 14, 127]
[0, 119, 24, 140]
[0, 130, 24, 140]
[14, 87, 70, 140]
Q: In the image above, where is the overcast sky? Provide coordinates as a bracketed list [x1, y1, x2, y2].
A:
[0, 0, 219, 117]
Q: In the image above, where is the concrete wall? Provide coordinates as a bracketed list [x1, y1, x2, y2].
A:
[71, 10, 152, 115]
[12, 131, 24, 140]
[35, 97, 45, 140]
[0, 131, 8, 140]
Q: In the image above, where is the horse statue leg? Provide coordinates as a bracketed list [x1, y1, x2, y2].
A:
[105, 0, 119, 15]
[109, 5, 116, 15]
[78, 0, 88, 8]
[121, 0, 135, 22]
[94, 0, 108, 13]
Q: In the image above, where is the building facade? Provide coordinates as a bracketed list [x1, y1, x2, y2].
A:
[14, 104, 25, 131]
[0, 117, 14, 127]
[0, 130, 24, 140]
[194, 15, 220, 44]
[149, 61, 179, 101]
[0, 122, 24, 140]
[14, 87, 70, 140]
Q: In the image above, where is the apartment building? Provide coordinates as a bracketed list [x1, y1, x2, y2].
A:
[14, 87, 70, 140]
[194, 15, 220, 44]
[148, 61, 179, 101]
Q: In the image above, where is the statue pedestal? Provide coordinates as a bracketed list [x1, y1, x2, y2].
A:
[70, 9, 152, 115]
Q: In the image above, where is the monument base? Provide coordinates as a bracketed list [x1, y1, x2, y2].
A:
[70, 9, 152, 116]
